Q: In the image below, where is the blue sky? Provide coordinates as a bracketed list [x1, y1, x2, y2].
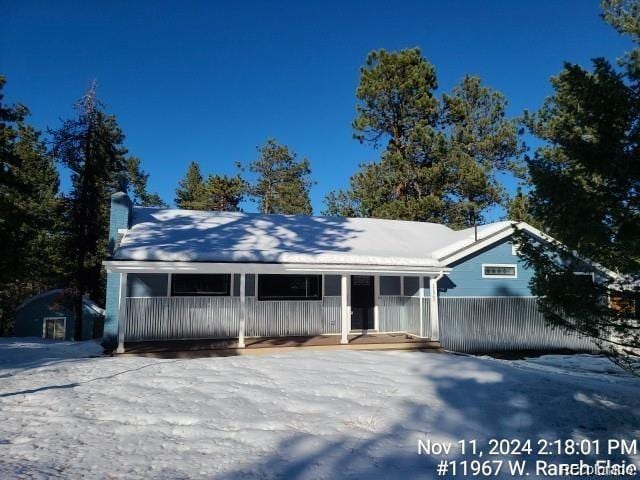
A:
[1, 0, 632, 218]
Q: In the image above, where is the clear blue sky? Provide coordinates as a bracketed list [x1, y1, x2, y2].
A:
[1, 0, 632, 217]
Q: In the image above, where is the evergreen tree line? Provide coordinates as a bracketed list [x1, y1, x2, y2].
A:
[0, 79, 315, 337]
[174, 138, 313, 215]
[1, 0, 638, 362]
[0, 79, 166, 336]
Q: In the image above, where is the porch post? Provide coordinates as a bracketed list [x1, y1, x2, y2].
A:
[116, 273, 128, 354]
[239, 273, 246, 348]
[373, 274, 380, 331]
[429, 276, 440, 340]
[340, 274, 349, 344]
[419, 276, 425, 338]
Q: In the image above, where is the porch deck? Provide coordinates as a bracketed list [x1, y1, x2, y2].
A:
[116, 333, 442, 357]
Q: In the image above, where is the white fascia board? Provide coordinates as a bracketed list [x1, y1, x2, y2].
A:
[438, 225, 515, 265]
[439, 222, 619, 280]
[103, 260, 451, 276]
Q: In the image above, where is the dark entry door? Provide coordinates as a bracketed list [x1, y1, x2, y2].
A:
[351, 275, 375, 330]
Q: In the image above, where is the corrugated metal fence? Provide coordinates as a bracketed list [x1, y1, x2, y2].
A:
[438, 297, 596, 353]
[124, 295, 594, 353]
[125, 297, 241, 341]
[378, 296, 427, 336]
[247, 297, 341, 336]
[125, 296, 342, 341]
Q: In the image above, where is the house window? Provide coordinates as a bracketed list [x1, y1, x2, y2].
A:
[482, 264, 517, 278]
[380, 276, 401, 295]
[324, 275, 342, 296]
[403, 276, 420, 296]
[171, 274, 231, 296]
[43, 317, 66, 340]
[258, 275, 321, 301]
[127, 273, 168, 297]
[572, 272, 594, 287]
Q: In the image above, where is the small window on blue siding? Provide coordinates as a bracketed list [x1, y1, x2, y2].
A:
[482, 264, 517, 278]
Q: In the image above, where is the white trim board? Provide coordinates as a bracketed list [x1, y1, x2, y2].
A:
[439, 222, 619, 280]
[104, 260, 450, 276]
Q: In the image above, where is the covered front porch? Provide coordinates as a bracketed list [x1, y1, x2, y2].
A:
[106, 262, 449, 354]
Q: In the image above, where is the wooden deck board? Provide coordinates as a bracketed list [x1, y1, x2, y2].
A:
[117, 333, 442, 357]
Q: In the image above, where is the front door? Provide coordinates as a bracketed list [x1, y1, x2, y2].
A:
[351, 275, 375, 331]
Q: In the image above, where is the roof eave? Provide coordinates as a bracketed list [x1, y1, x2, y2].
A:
[103, 260, 451, 276]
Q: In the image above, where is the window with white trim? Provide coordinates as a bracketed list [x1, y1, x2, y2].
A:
[258, 275, 321, 301]
[171, 274, 231, 296]
[43, 317, 66, 340]
[482, 264, 517, 278]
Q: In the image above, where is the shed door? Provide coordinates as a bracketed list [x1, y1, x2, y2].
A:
[43, 317, 66, 340]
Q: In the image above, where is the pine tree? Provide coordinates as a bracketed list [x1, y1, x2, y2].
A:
[248, 139, 313, 215]
[442, 75, 526, 227]
[506, 188, 536, 225]
[325, 49, 523, 227]
[51, 82, 128, 340]
[204, 174, 245, 211]
[518, 0, 640, 366]
[175, 161, 207, 210]
[0, 77, 64, 334]
[125, 156, 166, 207]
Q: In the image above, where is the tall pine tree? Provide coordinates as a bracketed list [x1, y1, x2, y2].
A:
[0, 77, 64, 334]
[518, 0, 640, 366]
[324, 49, 523, 227]
[175, 161, 207, 209]
[204, 173, 245, 211]
[175, 161, 246, 211]
[125, 156, 166, 207]
[248, 139, 313, 215]
[51, 83, 128, 340]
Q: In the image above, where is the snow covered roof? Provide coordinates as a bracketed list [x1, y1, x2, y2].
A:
[112, 207, 518, 268]
[16, 289, 105, 315]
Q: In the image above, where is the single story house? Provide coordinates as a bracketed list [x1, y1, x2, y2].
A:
[15, 289, 104, 341]
[103, 192, 617, 354]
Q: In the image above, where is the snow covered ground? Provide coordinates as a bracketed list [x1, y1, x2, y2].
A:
[0, 339, 639, 479]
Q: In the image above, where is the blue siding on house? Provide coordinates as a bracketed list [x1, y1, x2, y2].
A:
[439, 238, 534, 297]
[103, 272, 121, 348]
[103, 193, 132, 349]
[108, 192, 132, 254]
[15, 291, 101, 340]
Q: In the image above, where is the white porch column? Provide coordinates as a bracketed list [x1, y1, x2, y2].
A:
[116, 273, 128, 354]
[419, 276, 425, 338]
[373, 275, 380, 331]
[429, 275, 441, 340]
[239, 273, 246, 348]
[340, 274, 349, 344]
